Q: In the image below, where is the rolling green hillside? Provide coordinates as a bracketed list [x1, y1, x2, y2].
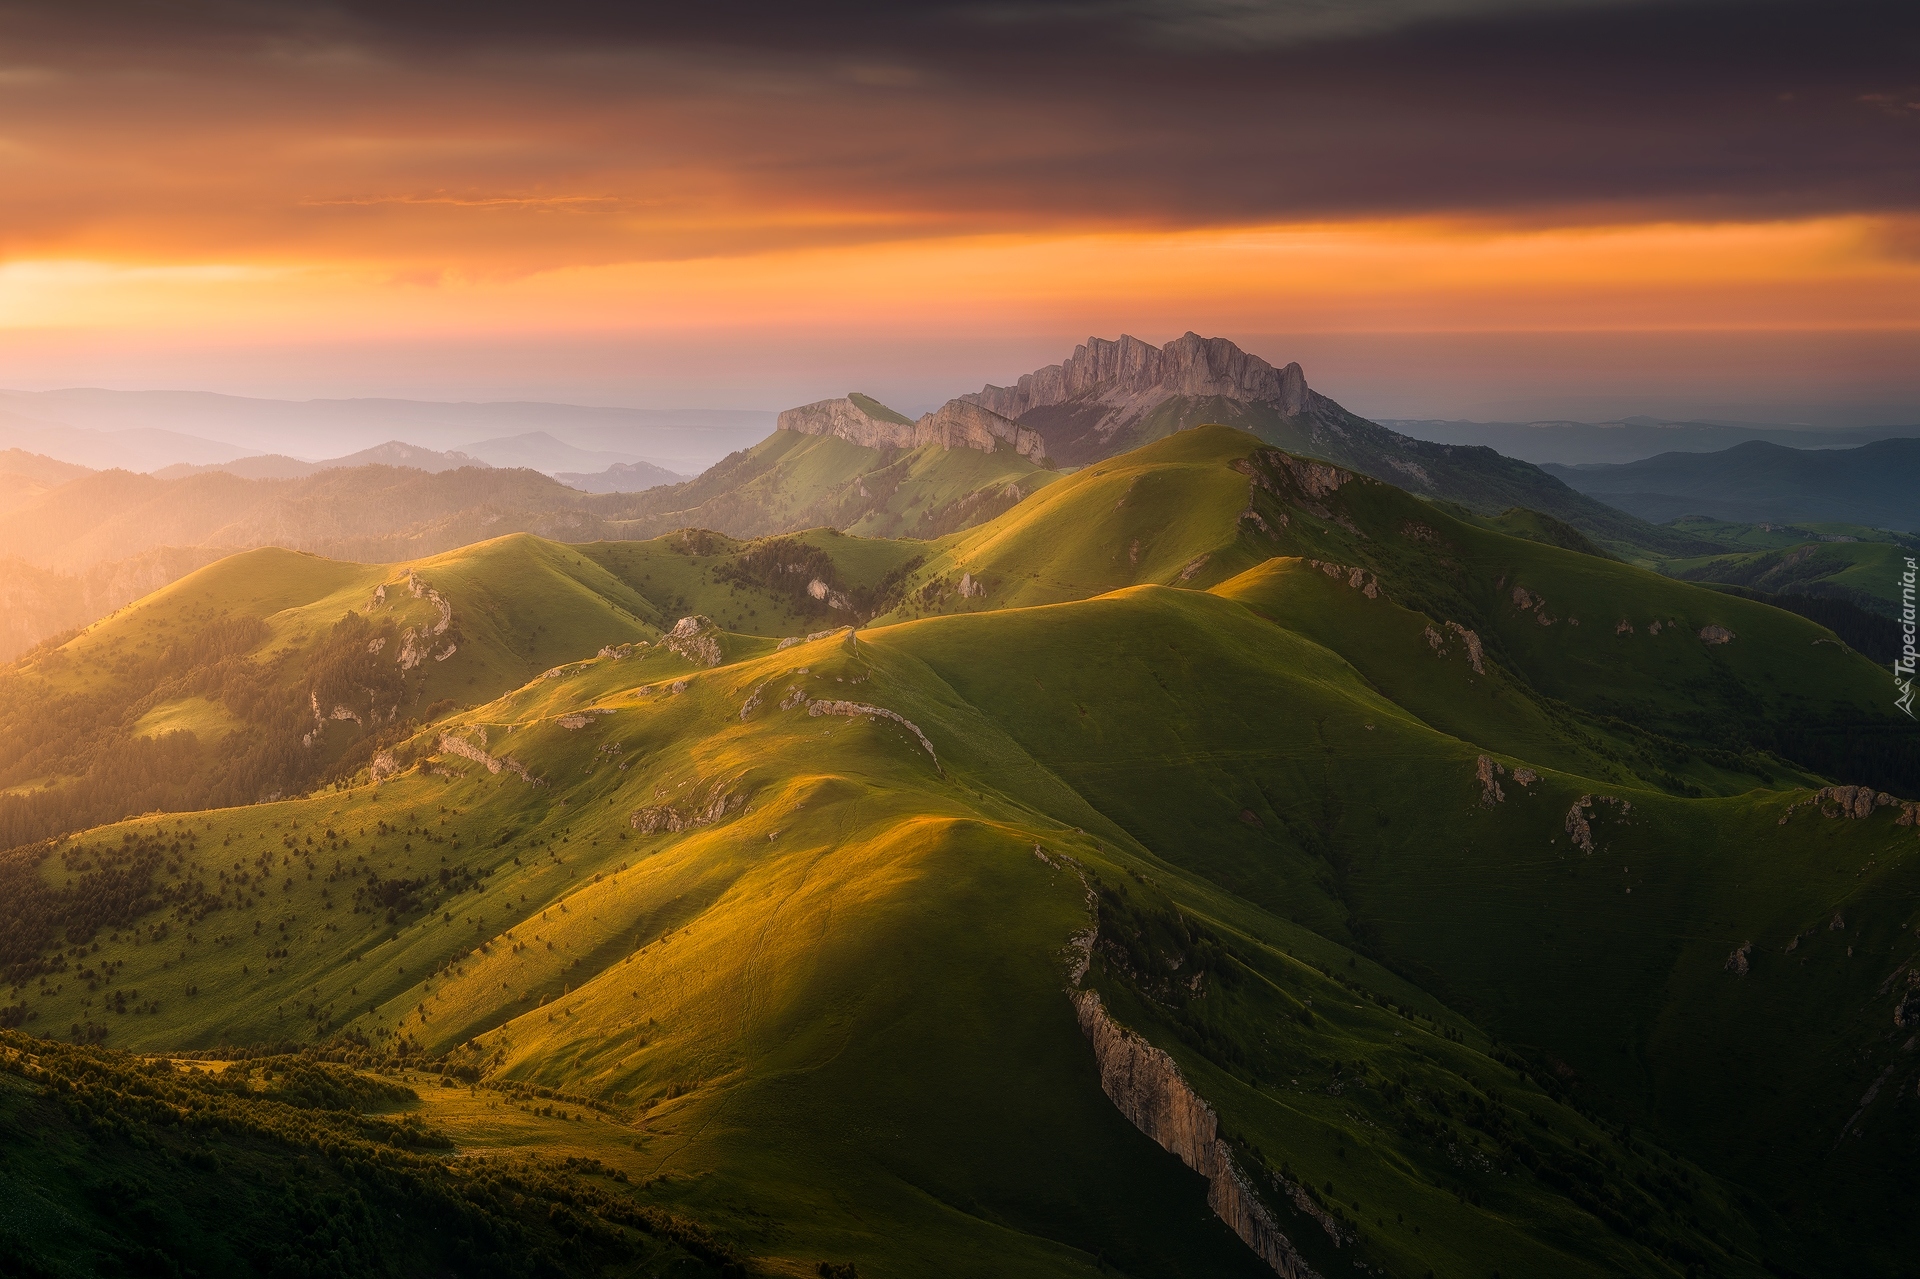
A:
[874, 426, 1911, 795]
[1657, 519, 1915, 619]
[0, 525, 946, 852]
[0, 536, 659, 850]
[5, 425, 1916, 1278]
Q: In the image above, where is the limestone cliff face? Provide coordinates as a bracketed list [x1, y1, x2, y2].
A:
[913, 399, 1048, 462]
[778, 394, 1046, 463]
[1074, 988, 1326, 1279]
[964, 331, 1311, 424]
[776, 396, 918, 450]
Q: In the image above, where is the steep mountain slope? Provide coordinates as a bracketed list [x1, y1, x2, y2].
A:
[962, 333, 1722, 558]
[1546, 438, 1920, 528]
[6, 427, 1916, 1277]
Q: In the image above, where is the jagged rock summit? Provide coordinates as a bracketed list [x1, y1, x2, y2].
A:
[777, 392, 1048, 463]
[967, 331, 1310, 422]
[961, 332, 1313, 465]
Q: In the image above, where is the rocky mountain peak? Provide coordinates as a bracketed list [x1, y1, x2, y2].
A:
[961, 332, 1311, 422]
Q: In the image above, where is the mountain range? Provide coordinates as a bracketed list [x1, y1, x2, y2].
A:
[1544, 438, 1920, 528]
[3, 424, 1914, 1277]
[1385, 417, 1920, 466]
[0, 390, 770, 475]
[0, 333, 1775, 663]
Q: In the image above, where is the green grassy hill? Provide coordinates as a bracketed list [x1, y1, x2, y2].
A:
[4, 425, 1916, 1277]
[1657, 519, 1915, 619]
[0, 525, 950, 851]
[877, 425, 1910, 795]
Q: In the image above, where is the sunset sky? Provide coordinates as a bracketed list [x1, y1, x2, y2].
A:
[1, 0, 1915, 422]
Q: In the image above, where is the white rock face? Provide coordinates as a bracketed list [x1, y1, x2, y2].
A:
[1075, 989, 1330, 1278]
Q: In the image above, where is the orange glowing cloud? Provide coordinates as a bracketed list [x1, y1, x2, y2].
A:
[5, 216, 1915, 343]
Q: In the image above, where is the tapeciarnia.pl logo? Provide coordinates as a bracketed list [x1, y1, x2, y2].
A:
[1898, 556, 1917, 719]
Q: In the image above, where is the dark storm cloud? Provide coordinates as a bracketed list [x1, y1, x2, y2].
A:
[0, 0, 1912, 250]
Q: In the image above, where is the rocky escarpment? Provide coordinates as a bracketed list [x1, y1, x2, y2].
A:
[965, 332, 1311, 425]
[1073, 989, 1326, 1278]
[915, 399, 1048, 461]
[777, 393, 1047, 463]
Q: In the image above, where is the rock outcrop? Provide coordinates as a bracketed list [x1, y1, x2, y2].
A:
[1563, 794, 1629, 853]
[1307, 560, 1379, 599]
[1726, 942, 1752, 976]
[395, 570, 455, 670]
[1074, 989, 1327, 1279]
[1698, 625, 1735, 645]
[1784, 785, 1916, 825]
[1425, 622, 1485, 674]
[436, 732, 538, 784]
[662, 615, 724, 667]
[777, 393, 1047, 463]
[1896, 991, 1920, 1029]
[1445, 622, 1485, 674]
[629, 776, 749, 834]
[1476, 756, 1505, 806]
[807, 699, 940, 773]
